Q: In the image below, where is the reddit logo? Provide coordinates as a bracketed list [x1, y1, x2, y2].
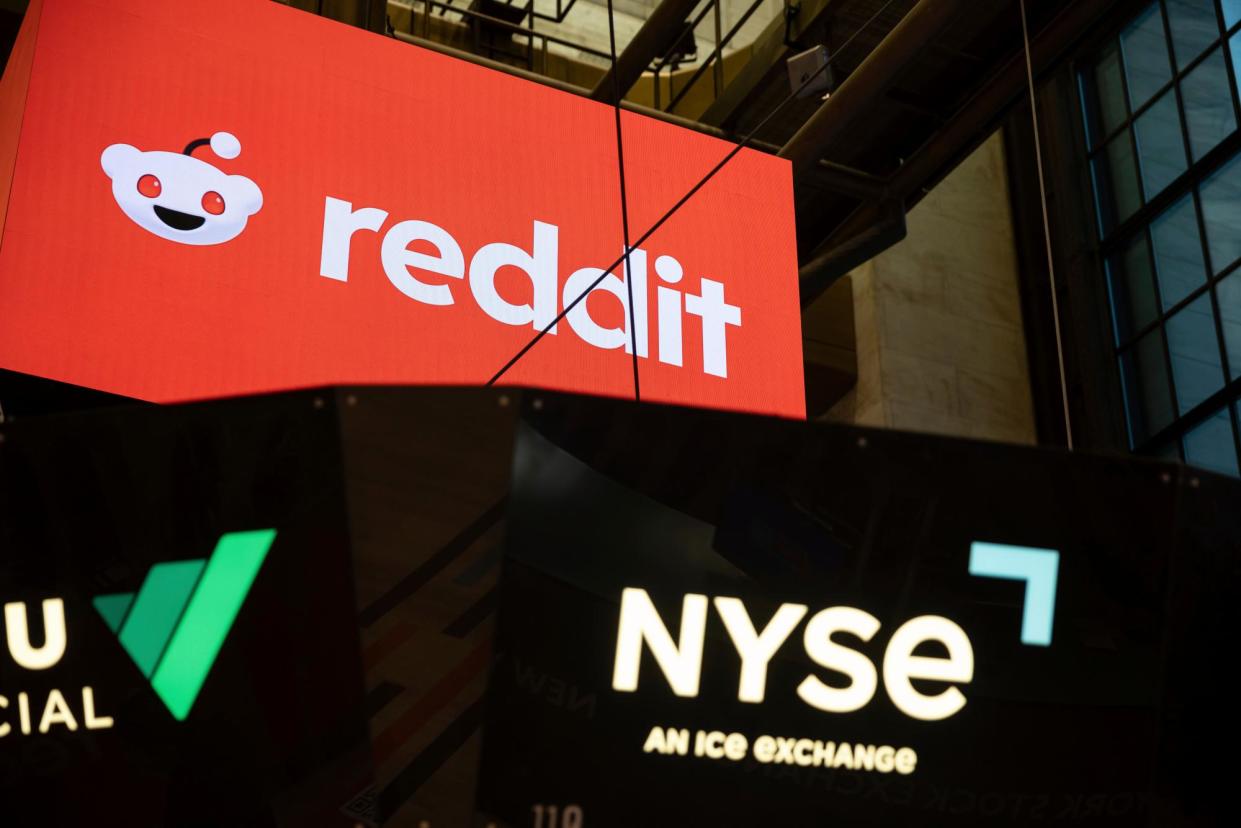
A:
[101, 131, 262, 245]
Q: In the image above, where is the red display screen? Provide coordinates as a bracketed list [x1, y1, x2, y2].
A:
[0, 0, 804, 416]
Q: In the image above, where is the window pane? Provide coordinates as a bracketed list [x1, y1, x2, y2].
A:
[1134, 89, 1188, 195]
[1217, 269, 1241, 378]
[1168, 0, 1222, 68]
[1120, 330, 1175, 443]
[1183, 407, 1240, 475]
[1200, 151, 1241, 272]
[1227, 1, 1241, 30]
[1183, 47, 1237, 160]
[1082, 41, 1130, 147]
[1167, 293, 1226, 413]
[1152, 195, 1208, 309]
[1230, 30, 1241, 107]
[1109, 233, 1161, 342]
[1092, 130, 1143, 233]
[1121, 4, 1173, 109]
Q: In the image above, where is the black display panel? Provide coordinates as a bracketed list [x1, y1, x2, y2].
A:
[477, 394, 1241, 827]
[0, 391, 369, 826]
[335, 387, 520, 827]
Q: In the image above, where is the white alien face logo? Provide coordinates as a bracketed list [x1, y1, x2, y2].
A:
[101, 132, 262, 246]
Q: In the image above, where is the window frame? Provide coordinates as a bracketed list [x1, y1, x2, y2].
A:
[1010, 0, 1241, 471]
[1074, 0, 1241, 471]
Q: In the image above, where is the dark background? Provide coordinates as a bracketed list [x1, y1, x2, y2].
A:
[0, 390, 370, 827]
[478, 392, 1241, 827]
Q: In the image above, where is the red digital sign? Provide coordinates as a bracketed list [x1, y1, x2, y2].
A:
[0, 0, 804, 417]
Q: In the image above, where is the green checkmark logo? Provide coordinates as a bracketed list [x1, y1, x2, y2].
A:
[92, 529, 276, 720]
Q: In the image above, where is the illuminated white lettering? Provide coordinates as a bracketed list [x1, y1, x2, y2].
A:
[882, 615, 974, 721]
[380, 220, 464, 306]
[749, 735, 915, 771]
[18, 692, 30, 735]
[469, 221, 560, 332]
[852, 742, 876, 771]
[793, 738, 815, 766]
[610, 591, 975, 722]
[82, 687, 114, 731]
[562, 250, 648, 355]
[38, 689, 77, 733]
[684, 278, 741, 378]
[812, 739, 835, 767]
[4, 599, 67, 670]
[643, 725, 689, 755]
[319, 196, 386, 281]
[319, 201, 744, 378]
[697, 730, 726, 759]
[655, 255, 684, 367]
[797, 606, 881, 713]
[612, 589, 707, 698]
[713, 598, 807, 703]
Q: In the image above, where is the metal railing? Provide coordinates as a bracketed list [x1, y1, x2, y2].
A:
[428, 0, 581, 25]
[651, 0, 769, 114]
[390, 0, 773, 111]
[529, 0, 582, 25]
[412, 0, 612, 73]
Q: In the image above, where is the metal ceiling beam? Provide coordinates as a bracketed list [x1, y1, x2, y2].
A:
[778, 0, 967, 176]
[798, 199, 905, 306]
[699, 0, 840, 129]
[588, 0, 701, 103]
[823, 0, 1122, 247]
[888, 0, 1121, 203]
[795, 0, 1121, 307]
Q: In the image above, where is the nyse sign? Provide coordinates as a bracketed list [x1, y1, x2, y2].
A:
[612, 589, 974, 722]
[475, 392, 1237, 827]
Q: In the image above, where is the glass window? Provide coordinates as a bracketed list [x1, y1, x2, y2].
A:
[1183, 407, 1240, 475]
[1151, 195, 1208, 309]
[1082, 0, 1241, 467]
[1120, 329, 1175, 443]
[1134, 89, 1188, 195]
[1167, 293, 1226, 413]
[1083, 41, 1130, 147]
[1230, 29, 1241, 96]
[1121, 4, 1173, 109]
[1109, 233, 1161, 342]
[1093, 130, 1144, 232]
[1217, 269, 1241, 377]
[1226, 1, 1241, 30]
[1182, 47, 1236, 160]
[1168, 0, 1222, 67]
[1201, 152, 1241, 272]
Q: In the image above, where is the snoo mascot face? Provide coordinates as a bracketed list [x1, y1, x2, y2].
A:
[101, 132, 263, 246]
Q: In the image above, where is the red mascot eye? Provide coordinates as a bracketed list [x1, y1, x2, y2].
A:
[136, 174, 161, 198]
[201, 191, 225, 215]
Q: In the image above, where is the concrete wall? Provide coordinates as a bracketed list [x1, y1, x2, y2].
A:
[828, 132, 1037, 445]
